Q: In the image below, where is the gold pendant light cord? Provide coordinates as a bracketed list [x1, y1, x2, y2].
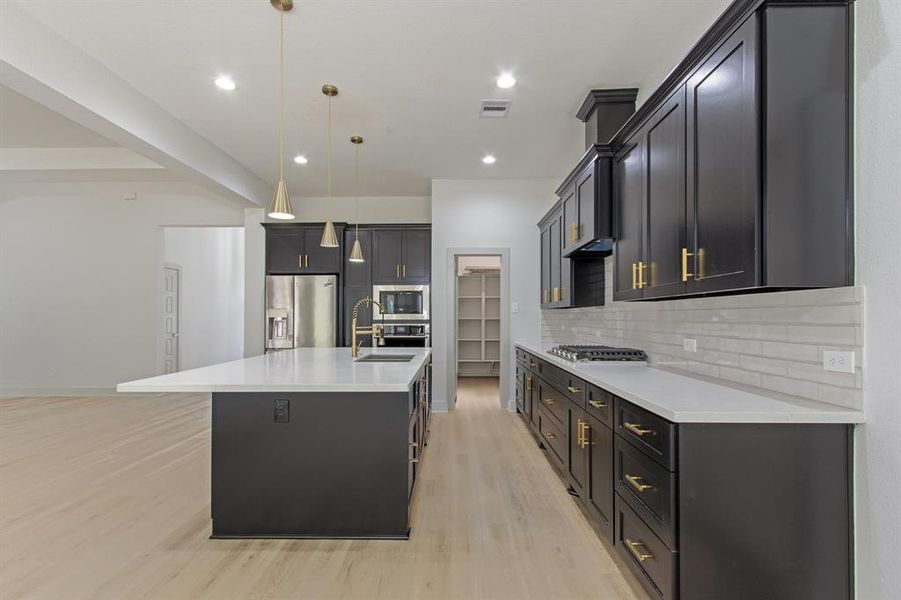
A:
[354, 142, 360, 240]
[327, 94, 332, 207]
[278, 10, 285, 182]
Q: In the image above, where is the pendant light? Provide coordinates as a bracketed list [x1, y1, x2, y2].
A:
[267, 0, 294, 220]
[348, 136, 365, 263]
[320, 84, 339, 247]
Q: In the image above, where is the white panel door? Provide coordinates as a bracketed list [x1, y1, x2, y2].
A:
[163, 266, 180, 374]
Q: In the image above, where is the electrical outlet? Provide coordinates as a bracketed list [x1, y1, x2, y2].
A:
[823, 350, 855, 374]
[511, 302, 520, 314]
[274, 399, 290, 423]
[683, 338, 697, 353]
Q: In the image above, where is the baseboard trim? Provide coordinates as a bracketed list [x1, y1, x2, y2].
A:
[0, 386, 118, 398]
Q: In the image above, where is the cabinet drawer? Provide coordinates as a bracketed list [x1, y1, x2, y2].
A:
[516, 348, 529, 367]
[615, 398, 677, 470]
[586, 384, 614, 428]
[615, 435, 677, 549]
[538, 409, 566, 470]
[537, 379, 569, 427]
[615, 496, 677, 600]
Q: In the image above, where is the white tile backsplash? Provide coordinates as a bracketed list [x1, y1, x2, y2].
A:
[540, 257, 863, 409]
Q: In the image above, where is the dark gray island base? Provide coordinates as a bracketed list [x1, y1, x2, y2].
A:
[210, 370, 430, 539]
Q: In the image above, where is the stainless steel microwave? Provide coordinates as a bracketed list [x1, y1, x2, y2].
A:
[372, 284, 430, 321]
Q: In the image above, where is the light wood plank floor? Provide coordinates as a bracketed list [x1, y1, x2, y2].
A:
[1, 379, 641, 599]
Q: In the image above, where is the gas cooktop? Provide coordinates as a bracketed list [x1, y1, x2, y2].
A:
[548, 344, 648, 362]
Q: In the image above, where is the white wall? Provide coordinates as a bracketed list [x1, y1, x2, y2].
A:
[431, 179, 557, 411]
[854, 1, 901, 596]
[270, 195, 431, 224]
[0, 181, 244, 394]
[163, 227, 244, 370]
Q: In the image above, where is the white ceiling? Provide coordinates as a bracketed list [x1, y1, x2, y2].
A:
[14, 0, 731, 197]
[0, 85, 116, 148]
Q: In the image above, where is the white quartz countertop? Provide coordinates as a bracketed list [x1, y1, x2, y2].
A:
[515, 342, 863, 424]
[117, 348, 432, 393]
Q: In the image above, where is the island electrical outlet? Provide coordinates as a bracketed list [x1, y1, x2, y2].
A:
[274, 399, 290, 423]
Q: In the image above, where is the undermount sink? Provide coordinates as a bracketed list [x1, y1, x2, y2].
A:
[354, 353, 415, 363]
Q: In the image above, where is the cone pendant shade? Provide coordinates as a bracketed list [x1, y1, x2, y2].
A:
[348, 238, 364, 262]
[268, 179, 294, 220]
[320, 220, 338, 247]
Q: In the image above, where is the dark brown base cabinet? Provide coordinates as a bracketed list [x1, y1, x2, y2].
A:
[210, 363, 431, 539]
[611, 0, 852, 302]
[516, 347, 851, 600]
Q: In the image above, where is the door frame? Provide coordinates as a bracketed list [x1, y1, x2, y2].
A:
[162, 262, 182, 374]
[445, 247, 511, 411]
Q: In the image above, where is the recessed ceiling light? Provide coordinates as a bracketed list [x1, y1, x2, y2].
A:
[214, 76, 236, 91]
[482, 154, 496, 165]
[293, 155, 308, 165]
[496, 73, 516, 89]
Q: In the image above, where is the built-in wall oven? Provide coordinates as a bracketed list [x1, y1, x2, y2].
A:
[379, 323, 430, 348]
[372, 284, 430, 321]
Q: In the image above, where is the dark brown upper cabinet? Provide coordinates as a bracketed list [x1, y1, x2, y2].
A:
[539, 202, 605, 309]
[264, 223, 343, 275]
[613, 86, 688, 301]
[372, 228, 431, 284]
[613, 132, 645, 302]
[685, 17, 759, 295]
[609, 1, 852, 301]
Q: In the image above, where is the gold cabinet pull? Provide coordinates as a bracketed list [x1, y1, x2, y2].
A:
[631, 262, 637, 289]
[577, 420, 590, 449]
[403, 264, 406, 278]
[305, 254, 309, 268]
[681, 247, 694, 282]
[588, 399, 608, 410]
[637, 261, 647, 289]
[526, 375, 533, 391]
[409, 458, 420, 464]
[396, 264, 400, 278]
[697, 248, 705, 279]
[625, 539, 654, 562]
[624, 422, 653, 436]
[299, 254, 303, 268]
[625, 474, 654, 493]
[543, 398, 556, 405]
[543, 289, 549, 303]
[543, 431, 557, 440]
[529, 360, 537, 368]
[567, 386, 583, 394]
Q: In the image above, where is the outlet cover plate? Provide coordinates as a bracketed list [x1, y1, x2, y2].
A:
[683, 338, 697, 353]
[823, 350, 855, 374]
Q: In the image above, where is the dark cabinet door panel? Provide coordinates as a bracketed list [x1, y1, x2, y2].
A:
[373, 230, 404, 283]
[540, 227, 551, 306]
[549, 217, 561, 304]
[575, 165, 596, 247]
[586, 417, 614, 541]
[266, 229, 305, 274]
[568, 406, 589, 497]
[303, 227, 342, 274]
[561, 184, 578, 256]
[344, 229, 372, 287]
[687, 16, 759, 294]
[402, 230, 431, 283]
[644, 86, 687, 299]
[613, 136, 644, 301]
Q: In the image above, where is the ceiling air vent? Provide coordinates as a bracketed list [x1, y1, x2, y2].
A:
[479, 99, 511, 118]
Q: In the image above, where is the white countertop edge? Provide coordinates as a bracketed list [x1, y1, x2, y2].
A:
[116, 383, 417, 393]
[116, 348, 431, 394]
[515, 342, 864, 424]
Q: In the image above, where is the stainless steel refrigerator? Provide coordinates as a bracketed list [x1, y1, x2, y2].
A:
[265, 275, 337, 350]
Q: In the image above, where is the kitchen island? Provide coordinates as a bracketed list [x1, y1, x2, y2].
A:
[118, 347, 432, 539]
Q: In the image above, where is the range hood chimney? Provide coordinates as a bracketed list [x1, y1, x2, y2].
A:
[577, 88, 639, 149]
